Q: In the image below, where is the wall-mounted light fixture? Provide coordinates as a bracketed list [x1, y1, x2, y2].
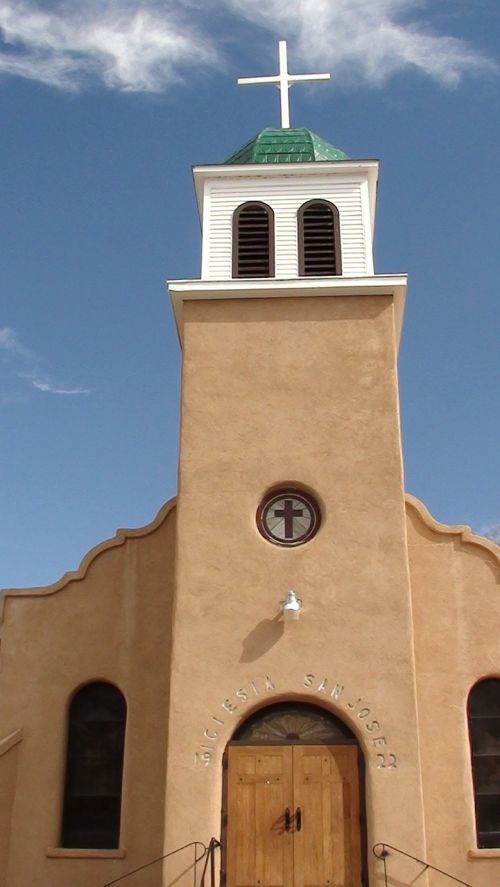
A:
[280, 590, 302, 622]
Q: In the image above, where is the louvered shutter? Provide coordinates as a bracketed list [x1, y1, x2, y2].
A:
[298, 200, 342, 276]
[233, 202, 274, 278]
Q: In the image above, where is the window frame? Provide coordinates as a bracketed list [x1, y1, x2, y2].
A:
[60, 681, 127, 850]
[256, 487, 321, 547]
[468, 677, 500, 849]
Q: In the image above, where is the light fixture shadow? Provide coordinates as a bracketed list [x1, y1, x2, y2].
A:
[239, 613, 284, 663]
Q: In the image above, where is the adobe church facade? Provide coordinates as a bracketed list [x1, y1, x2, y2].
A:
[1, 48, 500, 887]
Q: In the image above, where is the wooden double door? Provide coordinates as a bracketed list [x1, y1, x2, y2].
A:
[226, 745, 362, 887]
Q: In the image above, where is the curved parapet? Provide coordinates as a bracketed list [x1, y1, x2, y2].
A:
[405, 492, 500, 569]
[405, 493, 500, 881]
[0, 497, 177, 623]
[0, 500, 177, 884]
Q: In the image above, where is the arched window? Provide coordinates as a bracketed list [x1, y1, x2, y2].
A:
[468, 678, 500, 848]
[298, 199, 342, 276]
[232, 201, 274, 278]
[61, 682, 126, 849]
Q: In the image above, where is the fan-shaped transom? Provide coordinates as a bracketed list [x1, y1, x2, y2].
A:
[232, 701, 357, 745]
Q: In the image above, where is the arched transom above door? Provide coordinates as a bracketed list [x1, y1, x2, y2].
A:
[225, 702, 364, 887]
[232, 701, 357, 745]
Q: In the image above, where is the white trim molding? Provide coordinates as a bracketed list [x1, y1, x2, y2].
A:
[167, 274, 408, 349]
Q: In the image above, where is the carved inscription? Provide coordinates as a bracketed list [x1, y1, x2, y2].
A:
[377, 753, 397, 769]
[194, 676, 276, 767]
[303, 677, 397, 766]
[194, 674, 398, 769]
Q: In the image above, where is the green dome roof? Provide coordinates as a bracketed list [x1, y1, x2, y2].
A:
[224, 128, 349, 165]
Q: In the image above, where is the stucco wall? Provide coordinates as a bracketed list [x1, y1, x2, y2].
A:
[407, 495, 500, 887]
[0, 500, 177, 887]
[165, 293, 427, 887]
[0, 732, 22, 887]
[3, 289, 499, 887]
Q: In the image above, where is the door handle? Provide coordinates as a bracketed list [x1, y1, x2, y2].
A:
[285, 807, 291, 831]
[296, 807, 302, 831]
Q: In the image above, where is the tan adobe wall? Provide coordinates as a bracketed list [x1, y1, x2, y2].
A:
[406, 494, 500, 887]
[165, 294, 427, 887]
[0, 499, 177, 887]
[0, 731, 22, 887]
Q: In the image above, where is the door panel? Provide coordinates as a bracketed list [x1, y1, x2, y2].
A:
[293, 747, 361, 887]
[226, 745, 361, 887]
[227, 746, 294, 887]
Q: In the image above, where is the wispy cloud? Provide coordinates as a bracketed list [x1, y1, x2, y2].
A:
[0, 1, 218, 92]
[0, 0, 496, 93]
[229, 0, 497, 88]
[29, 375, 91, 396]
[0, 326, 91, 401]
[482, 524, 500, 546]
[0, 325, 33, 359]
[0, 391, 27, 405]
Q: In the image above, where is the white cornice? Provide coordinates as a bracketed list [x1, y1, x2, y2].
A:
[192, 161, 379, 230]
[168, 274, 407, 349]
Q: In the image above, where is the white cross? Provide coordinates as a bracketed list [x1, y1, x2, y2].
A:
[237, 40, 330, 129]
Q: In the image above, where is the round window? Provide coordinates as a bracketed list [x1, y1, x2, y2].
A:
[257, 489, 321, 546]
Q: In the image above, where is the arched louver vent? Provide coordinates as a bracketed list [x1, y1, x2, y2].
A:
[233, 202, 274, 278]
[298, 200, 342, 276]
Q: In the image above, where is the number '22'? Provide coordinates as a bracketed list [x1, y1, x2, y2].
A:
[377, 753, 397, 769]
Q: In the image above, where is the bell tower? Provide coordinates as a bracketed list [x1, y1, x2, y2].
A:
[164, 41, 424, 887]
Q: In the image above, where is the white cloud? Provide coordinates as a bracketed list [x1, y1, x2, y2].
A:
[29, 375, 91, 396]
[229, 0, 497, 87]
[0, 392, 26, 405]
[0, 0, 496, 93]
[482, 524, 500, 545]
[0, 1, 218, 92]
[0, 327, 91, 400]
[0, 326, 33, 358]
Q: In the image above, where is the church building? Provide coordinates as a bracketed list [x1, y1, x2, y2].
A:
[1, 41, 499, 887]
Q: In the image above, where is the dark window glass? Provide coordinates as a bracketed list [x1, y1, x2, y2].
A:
[298, 200, 342, 277]
[61, 682, 126, 849]
[233, 202, 274, 278]
[468, 679, 500, 848]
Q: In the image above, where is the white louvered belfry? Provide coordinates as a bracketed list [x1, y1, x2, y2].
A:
[169, 42, 405, 350]
[194, 162, 378, 282]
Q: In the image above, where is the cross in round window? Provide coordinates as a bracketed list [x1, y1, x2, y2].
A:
[257, 489, 321, 546]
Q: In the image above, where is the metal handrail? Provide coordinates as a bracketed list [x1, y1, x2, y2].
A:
[200, 837, 221, 887]
[373, 842, 474, 886]
[100, 839, 209, 887]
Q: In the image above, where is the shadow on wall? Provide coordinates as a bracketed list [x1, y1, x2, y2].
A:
[240, 614, 284, 663]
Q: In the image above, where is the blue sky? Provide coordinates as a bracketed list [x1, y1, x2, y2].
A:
[1, 0, 499, 588]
